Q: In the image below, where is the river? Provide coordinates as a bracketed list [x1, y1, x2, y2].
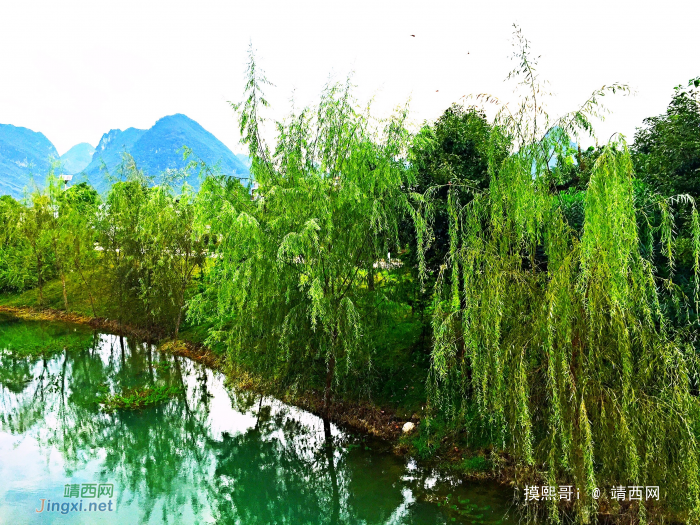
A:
[0, 313, 515, 524]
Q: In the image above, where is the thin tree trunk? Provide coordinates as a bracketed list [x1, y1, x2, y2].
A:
[324, 417, 341, 524]
[60, 271, 68, 311]
[53, 235, 68, 311]
[324, 353, 336, 415]
[174, 284, 185, 340]
[174, 307, 183, 340]
[77, 267, 97, 317]
[37, 255, 44, 306]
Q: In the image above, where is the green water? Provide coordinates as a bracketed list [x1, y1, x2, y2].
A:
[0, 314, 516, 524]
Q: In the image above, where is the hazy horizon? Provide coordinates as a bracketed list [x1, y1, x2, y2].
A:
[2, 0, 698, 155]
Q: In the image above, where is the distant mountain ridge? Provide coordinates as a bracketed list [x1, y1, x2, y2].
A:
[60, 142, 95, 174]
[80, 114, 249, 192]
[236, 153, 252, 168]
[81, 127, 147, 191]
[0, 114, 250, 198]
[0, 123, 58, 198]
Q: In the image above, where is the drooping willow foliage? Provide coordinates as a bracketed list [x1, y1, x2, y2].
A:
[428, 28, 700, 523]
[190, 47, 419, 407]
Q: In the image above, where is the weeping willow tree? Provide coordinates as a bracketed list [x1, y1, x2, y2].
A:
[428, 28, 700, 523]
[190, 48, 419, 410]
[96, 155, 151, 327]
[138, 182, 206, 338]
[0, 194, 35, 293]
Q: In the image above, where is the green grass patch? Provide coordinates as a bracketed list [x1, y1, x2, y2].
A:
[460, 455, 491, 473]
[0, 269, 110, 318]
[98, 385, 183, 413]
[7, 333, 88, 357]
[0, 315, 93, 357]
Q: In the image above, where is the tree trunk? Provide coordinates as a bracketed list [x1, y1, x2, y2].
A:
[324, 417, 340, 523]
[60, 272, 69, 311]
[174, 307, 183, 340]
[37, 255, 44, 307]
[324, 353, 336, 416]
[78, 267, 97, 317]
[53, 235, 68, 311]
[174, 287, 185, 340]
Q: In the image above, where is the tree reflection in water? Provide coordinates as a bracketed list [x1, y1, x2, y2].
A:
[0, 315, 513, 525]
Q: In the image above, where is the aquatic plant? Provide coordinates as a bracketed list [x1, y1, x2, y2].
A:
[98, 385, 183, 413]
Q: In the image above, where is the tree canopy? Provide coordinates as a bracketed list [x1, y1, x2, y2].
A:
[633, 77, 700, 198]
[190, 53, 419, 410]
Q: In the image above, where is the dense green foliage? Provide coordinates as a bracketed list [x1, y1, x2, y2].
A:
[633, 78, 700, 199]
[1, 35, 700, 524]
[190, 57, 419, 410]
[0, 157, 206, 337]
[402, 105, 494, 292]
[424, 39, 700, 523]
[630, 79, 700, 331]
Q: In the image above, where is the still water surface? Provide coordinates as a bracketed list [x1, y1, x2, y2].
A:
[0, 314, 515, 524]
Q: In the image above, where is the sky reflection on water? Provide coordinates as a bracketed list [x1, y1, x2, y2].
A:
[0, 314, 515, 524]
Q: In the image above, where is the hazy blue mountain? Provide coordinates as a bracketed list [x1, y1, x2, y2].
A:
[0, 123, 58, 198]
[81, 114, 249, 192]
[0, 115, 249, 197]
[236, 153, 252, 168]
[60, 142, 95, 174]
[79, 127, 147, 190]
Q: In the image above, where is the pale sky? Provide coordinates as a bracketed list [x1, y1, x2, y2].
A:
[1, 0, 698, 155]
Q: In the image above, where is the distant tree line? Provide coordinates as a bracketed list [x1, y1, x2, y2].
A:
[0, 157, 206, 338]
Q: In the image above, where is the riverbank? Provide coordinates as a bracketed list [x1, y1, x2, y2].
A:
[0, 274, 503, 477]
[0, 303, 505, 482]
